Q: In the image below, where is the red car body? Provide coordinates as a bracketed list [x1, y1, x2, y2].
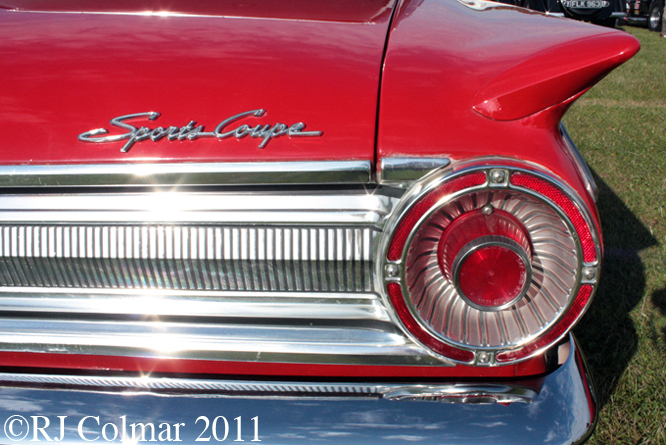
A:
[0, 0, 638, 443]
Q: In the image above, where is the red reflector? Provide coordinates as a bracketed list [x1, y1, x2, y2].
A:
[387, 282, 475, 363]
[496, 285, 593, 363]
[387, 172, 486, 261]
[458, 245, 528, 308]
[511, 173, 596, 263]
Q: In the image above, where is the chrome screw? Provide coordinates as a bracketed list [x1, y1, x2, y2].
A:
[477, 352, 491, 364]
[583, 267, 597, 281]
[386, 264, 400, 278]
[491, 170, 506, 184]
[482, 205, 494, 215]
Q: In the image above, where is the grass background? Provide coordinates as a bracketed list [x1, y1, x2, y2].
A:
[564, 25, 666, 445]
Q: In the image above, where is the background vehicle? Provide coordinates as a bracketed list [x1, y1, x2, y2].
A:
[500, 0, 627, 26]
[626, 0, 664, 31]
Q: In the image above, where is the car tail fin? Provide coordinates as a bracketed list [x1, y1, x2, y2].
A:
[472, 32, 640, 122]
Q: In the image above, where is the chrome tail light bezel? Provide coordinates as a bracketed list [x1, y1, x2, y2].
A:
[378, 162, 601, 366]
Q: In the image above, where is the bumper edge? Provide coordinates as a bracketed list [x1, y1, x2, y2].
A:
[0, 334, 596, 444]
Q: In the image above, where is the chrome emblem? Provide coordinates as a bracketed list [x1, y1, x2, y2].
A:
[78, 110, 323, 152]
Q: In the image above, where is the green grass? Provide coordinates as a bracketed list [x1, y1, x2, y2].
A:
[564, 25, 666, 445]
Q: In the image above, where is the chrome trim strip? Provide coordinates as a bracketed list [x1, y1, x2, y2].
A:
[381, 384, 537, 402]
[0, 161, 372, 187]
[0, 192, 393, 225]
[0, 373, 537, 403]
[379, 157, 450, 186]
[0, 317, 446, 366]
[560, 124, 598, 200]
[0, 288, 389, 321]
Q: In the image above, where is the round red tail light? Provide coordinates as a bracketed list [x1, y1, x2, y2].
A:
[457, 243, 527, 308]
[438, 209, 532, 310]
[382, 166, 600, 365]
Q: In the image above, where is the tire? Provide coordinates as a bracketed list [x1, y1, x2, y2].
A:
[648, 1, 664, 31]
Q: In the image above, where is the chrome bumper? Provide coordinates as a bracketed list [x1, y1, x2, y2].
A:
[0, 335, 595, 445]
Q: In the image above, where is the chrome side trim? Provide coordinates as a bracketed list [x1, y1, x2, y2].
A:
[378, 157, 450, 186]
[560, 123, 599, 200]
[0, 191, 392, 225]
[0, 288, 389, 321]
[0, 373, 537, 403]
[381, 384, 537, 403]
[0, 161, 372, 187]
[0, 317, 445, 366]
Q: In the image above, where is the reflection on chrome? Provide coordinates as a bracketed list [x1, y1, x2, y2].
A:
[0, 373, 539, 403]
[0, 337, 595, 444]
[0, 161, 372, 187]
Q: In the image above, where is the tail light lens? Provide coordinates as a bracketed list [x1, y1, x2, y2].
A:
[438, 209, 532, 310]
[382, 166, 600, 365]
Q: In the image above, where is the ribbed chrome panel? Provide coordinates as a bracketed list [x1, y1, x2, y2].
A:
[1, 373, 379, 395]
[0, 187, 453, 368]
[0, 225, 376, 293]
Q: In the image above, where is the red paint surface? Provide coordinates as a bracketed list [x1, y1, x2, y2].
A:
[379, 0, 639, 225]
[0, 350, 548, 379]
[0, 0, 394, 23]
[0, 0, 640, 378]
[473, 33, 639, 121]
[0, 1, 392, 164]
